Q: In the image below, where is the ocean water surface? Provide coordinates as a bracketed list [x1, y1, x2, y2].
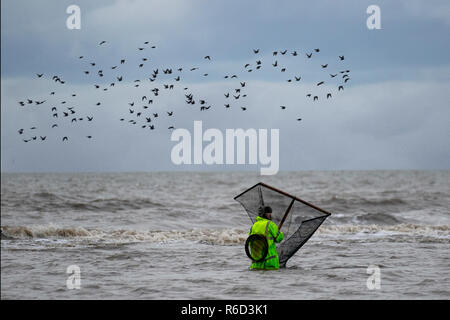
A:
[1, 171, 449, 299]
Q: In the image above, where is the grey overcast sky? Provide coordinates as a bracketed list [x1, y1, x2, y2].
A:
[1, 0, 450, 172]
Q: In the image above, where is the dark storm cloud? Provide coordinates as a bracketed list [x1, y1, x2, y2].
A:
[1, 0, 450, 172]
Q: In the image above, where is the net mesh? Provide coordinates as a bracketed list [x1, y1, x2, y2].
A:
[235, 182, 331, 267]
[246, 234, 268, 262]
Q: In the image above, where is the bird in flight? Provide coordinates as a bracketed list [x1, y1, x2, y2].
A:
[17, 40, 352, 144]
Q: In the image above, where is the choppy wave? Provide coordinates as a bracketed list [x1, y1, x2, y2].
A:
[0, 225, 247, 245]
[5, 193, 417, 213]
[324, 195, 409, 207]
[2, 223, 449, 244]
[318, 224, 450, 237]
[2, 191, 166, 213]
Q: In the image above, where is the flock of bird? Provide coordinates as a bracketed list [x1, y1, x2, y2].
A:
[16, 40, 351, 143]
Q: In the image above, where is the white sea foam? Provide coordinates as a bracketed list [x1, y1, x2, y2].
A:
[2, 223, 449, 244]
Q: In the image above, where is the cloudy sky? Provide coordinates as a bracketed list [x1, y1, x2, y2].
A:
[1, 0, 449, 172]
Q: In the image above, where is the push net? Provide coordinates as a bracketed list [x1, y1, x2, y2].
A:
[234, 182, 331, 267]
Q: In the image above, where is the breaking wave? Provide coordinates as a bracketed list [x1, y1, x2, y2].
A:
[0, 225, 247, 245]
[317, 224, 450, 237]
[2, 224, 449, 244]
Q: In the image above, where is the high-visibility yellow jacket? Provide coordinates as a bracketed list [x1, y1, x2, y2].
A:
[248, 216, 284, 270]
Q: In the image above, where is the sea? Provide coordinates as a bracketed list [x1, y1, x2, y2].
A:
[1, 171, 449, 299]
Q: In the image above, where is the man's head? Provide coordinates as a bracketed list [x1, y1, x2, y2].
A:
[258, 206, 273, 220]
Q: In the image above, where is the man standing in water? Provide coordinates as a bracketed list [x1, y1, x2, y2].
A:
[248, 206, 284, 270]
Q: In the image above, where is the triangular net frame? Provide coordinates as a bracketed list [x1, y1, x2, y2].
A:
[234, 182, 331, 267]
